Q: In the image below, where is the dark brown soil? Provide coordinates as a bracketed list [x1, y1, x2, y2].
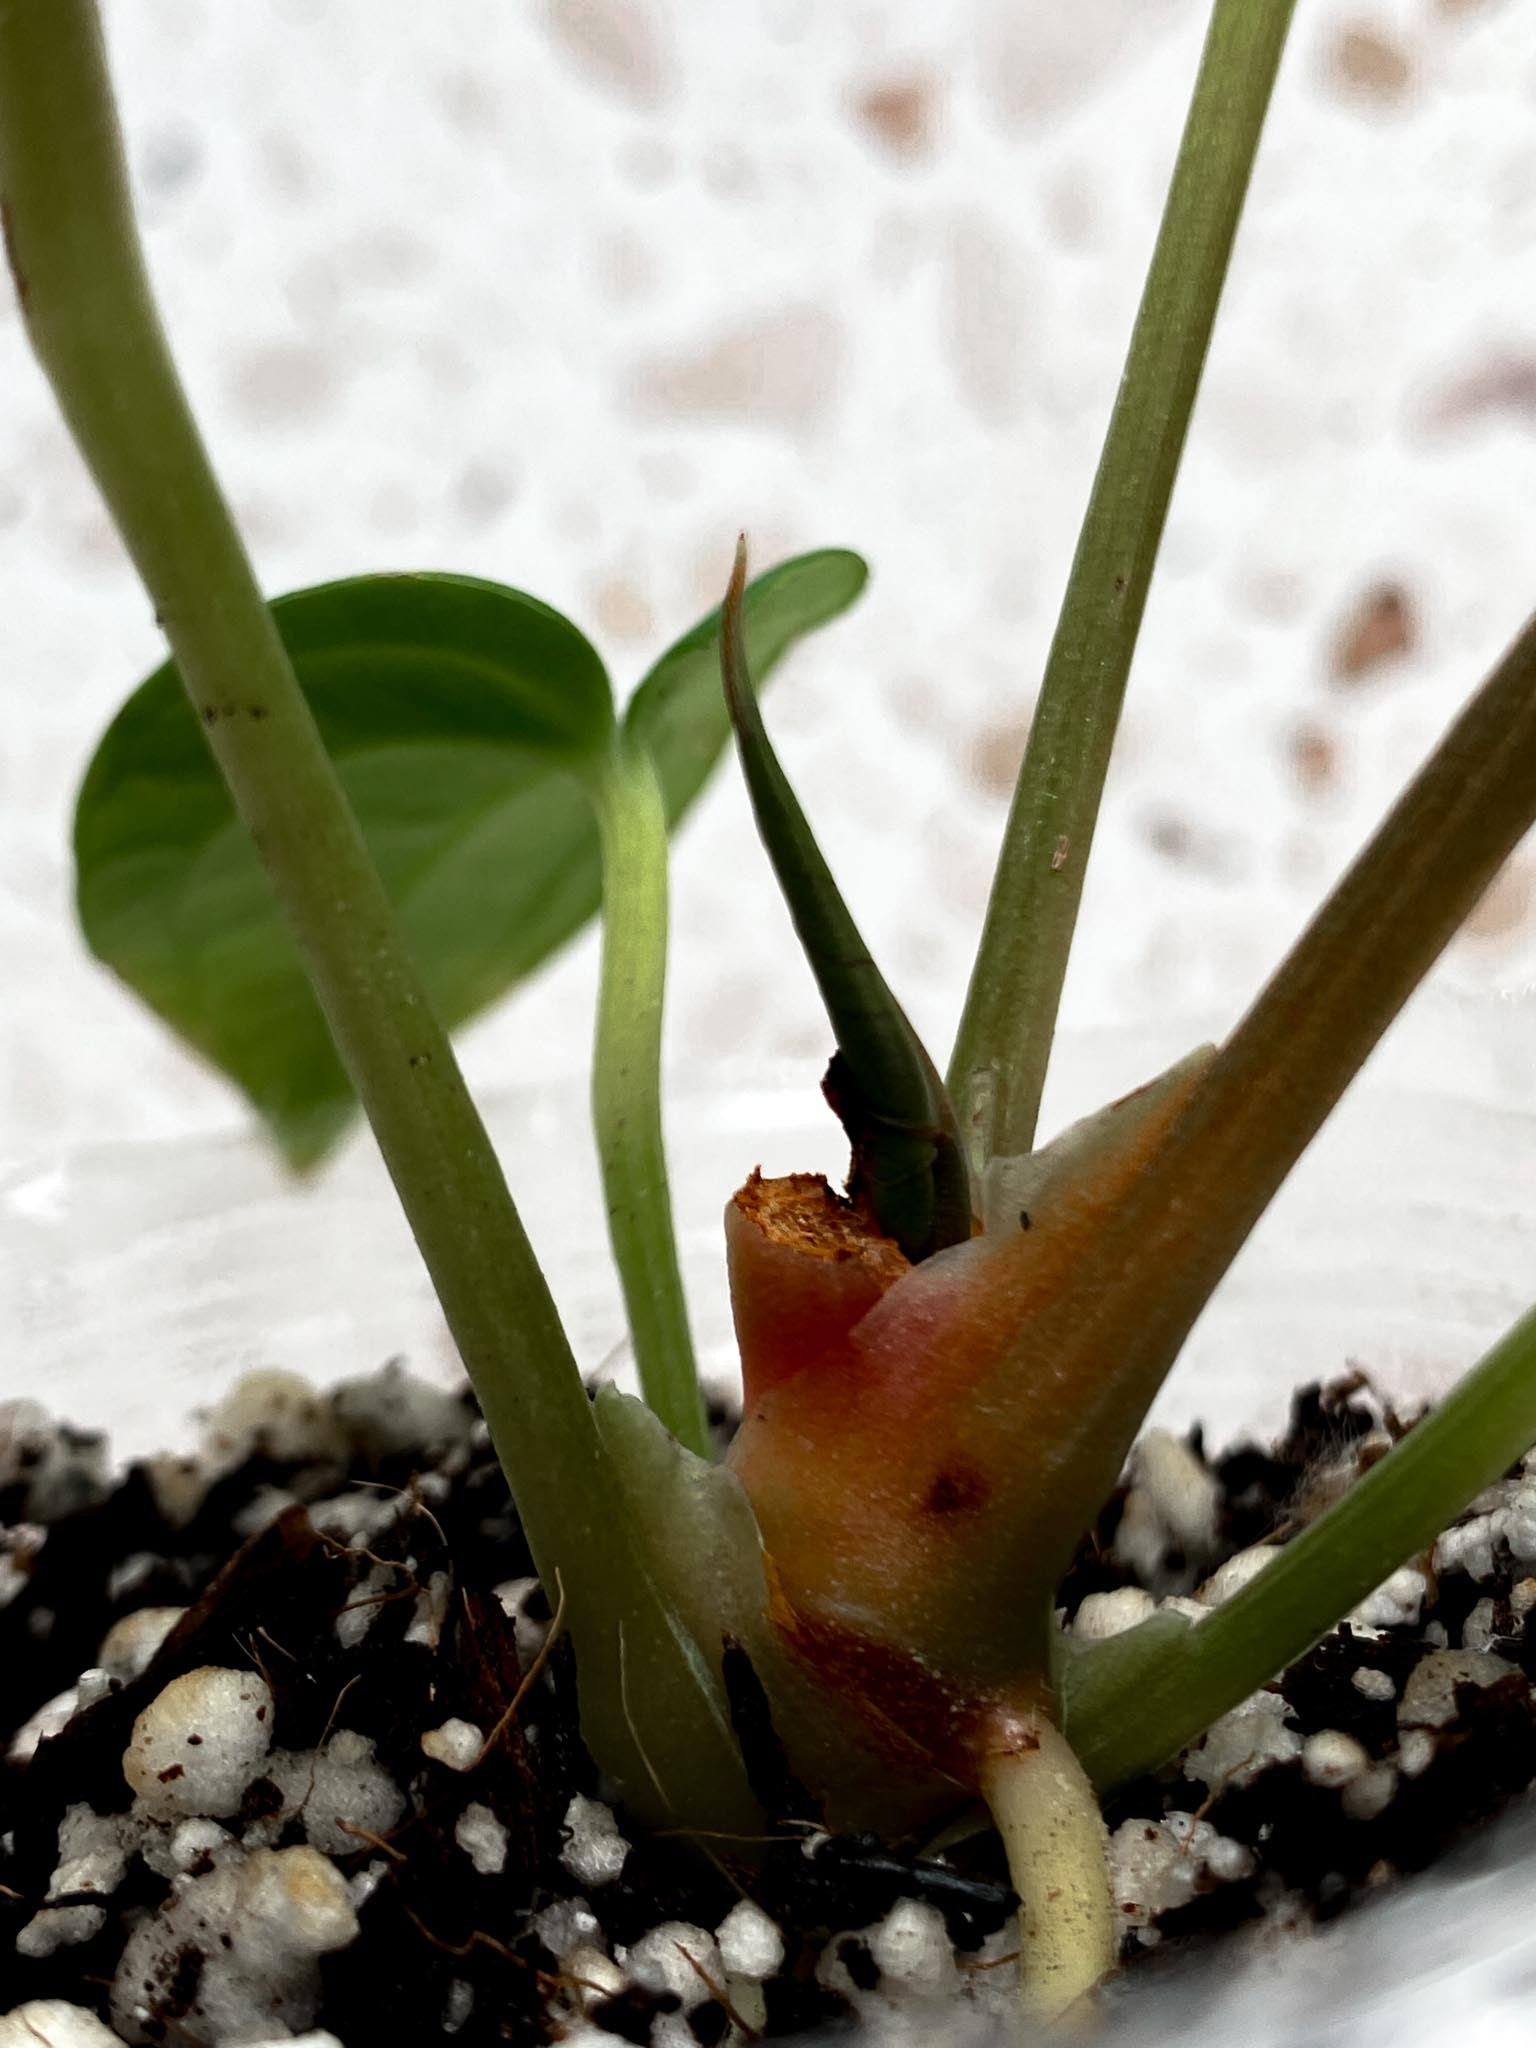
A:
[3, 1373, 1534, 2043]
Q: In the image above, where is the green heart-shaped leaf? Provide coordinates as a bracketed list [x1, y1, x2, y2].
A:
[75, 553, 867, 1167]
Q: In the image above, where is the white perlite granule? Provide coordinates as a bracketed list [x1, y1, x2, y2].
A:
[1110, 1813, 1256, 1945]
[1352, 1666, 1396, 1702]
[456, 1801, 510, 1876]
[1435, 1515, 1502, 1583]
[716, 1898, 784, 1979]
[868, 1899, 956, 1996]
[0, 2002, 122, 2047]
[1342, 1763, 1399, 1822]
[535, 1897, 603, 1959]
[97, 1607, 186, 1682]
[258, 1730, 407, 1854]
[123, 1667, 274, 1820]
[1114, 1430, 1221, 1584]
[1073, 1586, 1158, 1640]
[111, 1845, 358, 2046]
[1398, 1728, 1438, 1779]
[561, 1945, 626, 2011]
[202, 1370, 341, 1475]
[1462, 1598, 1499, 1653]
[331, 1363, 472, 1461]
[1350, 1565, 1428, 1632]
[1183, 1689, 1302, 1788]
[622, 1922, 721, 2008]
[7, 1685, 80, 1767]
[561, 1794, 629, 1886]
[1302, 1729, 1370, 1788]
[1398, 1649, 1523, 1730]
[1198, 1545, 1280, 1607]
[334, 1562, 395, 1651]
[420, 1717, 482, 1772]
[0, 1403, 107, 1522]
[15, 1803, 134, 1957]
[493, 1575, 551, 1669]
[405, 1571, 452, 1649]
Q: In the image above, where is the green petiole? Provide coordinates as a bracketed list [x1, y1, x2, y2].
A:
[589, 734, 711, 1456]
[0, 0, 758, 1835]
[1066, 1303, 1536, 1789]
[949, 0, 1299, 1167]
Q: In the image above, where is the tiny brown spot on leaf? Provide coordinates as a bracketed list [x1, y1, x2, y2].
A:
[1329, 582, 1416, 685]
[925, 1464, 991, 1516]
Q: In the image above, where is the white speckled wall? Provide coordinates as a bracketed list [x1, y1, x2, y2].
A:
[2, 0, 1533, 1161]
[2, 1, 1535, 1453]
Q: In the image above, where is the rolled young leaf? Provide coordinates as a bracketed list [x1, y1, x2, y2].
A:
[721, 539, 973, 1261]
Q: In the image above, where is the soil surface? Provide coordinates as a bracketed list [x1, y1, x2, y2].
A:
[3, 1366, 1536, 2044]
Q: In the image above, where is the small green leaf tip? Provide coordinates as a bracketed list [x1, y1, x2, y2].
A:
[720, 537, 972, 1260]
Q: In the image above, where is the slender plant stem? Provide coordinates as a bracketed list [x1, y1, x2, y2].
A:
[590, 737, 710, 1456]
[0, 0, 759, 1833]
[948, 0, 1297, 1166]
[981, 1718, 1116, 2025]
[1069, 1302, 1536, 1789]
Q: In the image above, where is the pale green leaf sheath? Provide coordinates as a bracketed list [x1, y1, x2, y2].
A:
[588, 734, 710, 1455]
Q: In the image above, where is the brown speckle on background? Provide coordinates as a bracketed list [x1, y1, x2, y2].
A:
[541, 0, 672, 110]
[1463, 859, 1535, 945]
[1325, 23, 1416, 105]
[230, 343, 336, 429]
[851, 78, 938, 160]
[590, 575, 656, 643]
[1424, 354, 1536, 433]
[632, 307, 844, 432]
[1329, 583, 1416, 686]
[1287, 721, 1341, 797]
[968, 718, 1028, 798]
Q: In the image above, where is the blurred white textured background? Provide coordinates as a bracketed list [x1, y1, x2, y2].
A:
[2, 0, 1535, 1431]
[6, 13, 1536, 2036]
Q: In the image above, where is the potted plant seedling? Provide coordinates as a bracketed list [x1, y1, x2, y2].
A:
[5, 0, 1536, 2040]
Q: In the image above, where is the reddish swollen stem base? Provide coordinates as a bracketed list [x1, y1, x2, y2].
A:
[725, 1170, 1048, 1784]
[723, 1055, 1210, 1788]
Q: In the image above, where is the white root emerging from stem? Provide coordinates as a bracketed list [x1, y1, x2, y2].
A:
[981, 1718, 1116, 2031]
